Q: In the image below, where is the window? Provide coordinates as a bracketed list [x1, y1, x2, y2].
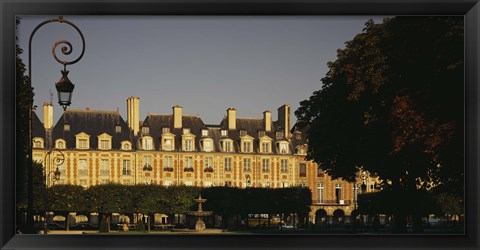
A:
[143, 137, 153, 150]
[202, 129, 209, 136]
[78, 159, 88, 176]
[299, 163, 307, 177]
[317, 183, 325, 203]
[184, 156, 193, 171]
[163, 156, 173, 171]
[64, 124, 70, 131]
[57, 160, 66, 178]
[143, 155, 152, 171]
[317, 167, 325, 177]
[78, 139, 88, 149]
[163, 138, 173, 151]
[262, 159, 270, 173]
[100, 159, 110, 176]
[183, 128, 190, 134]
[115, 125, 121, 133]
[56, 140, 66, 149]
[224, 157, 232, 172]
[258, 131, 266, 138]
[298, 146, 306, 155]
[261, 142, 270, 153]
[263, 182, 270, 188]
[221, 130, 228, 136]
[203, 140, 213, 152]
[222, 140, 232, 152]
[280, 159, 288, 173]
[33, 138, 43, 148]
[225, 181, 232, 187]
[142, 127, 150, 134]
[335, 184, 343, 203]
[162, 127, 170, 134]
[204, 157, 213, 172]
[122, 142, 131, 150]
[239, 130, 247, 136]
[185, 139, 193, 151]
[243, 140, 252, 153]
[122, 160, 131, 175]
[100, 140, 109, 150]
[282, 182, 289, 188]
[243, 158, 251, 172]
[353, 184, 359, 203]
[279, 142, 288, 154]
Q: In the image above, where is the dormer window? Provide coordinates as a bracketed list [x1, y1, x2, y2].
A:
[222, 140, 233, 152]
[184, 139, 193, 151]
[201, 129, 209, 137]
[221, 130, 228, 137]
[297, 145, 307, 155]
[143, 137, 153, 150]
[202, 139, 213, 152]
[33, 137, 44, 148]
[121, 141, 131, 150]
[242, 140, 252, 153]
[163, 138, 173, 150]
[239, 130, 247, 137]
[183, 128, 190, 134]
[279, 142, 289, 154]
[162, 127, 170, 134]
[64, 124, 70, 131]
[97, 133, 112, 150]
[115, 125, 121, 133]
[260, 140, 271, 154]
[76, 132, 90, 150]
[55, 139, 66, 149]
[142, 127, 150, 134]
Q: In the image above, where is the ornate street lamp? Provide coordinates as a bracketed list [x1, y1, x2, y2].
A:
[26, 16, 85, 233]
[43, 149, 65, 234]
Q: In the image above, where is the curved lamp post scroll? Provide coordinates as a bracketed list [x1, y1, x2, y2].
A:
[28, 15, 86, 111]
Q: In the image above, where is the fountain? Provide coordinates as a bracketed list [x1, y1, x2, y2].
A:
[187, 194, 213, 230]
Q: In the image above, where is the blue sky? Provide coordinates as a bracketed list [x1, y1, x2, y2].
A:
[17, 16, 385, 125]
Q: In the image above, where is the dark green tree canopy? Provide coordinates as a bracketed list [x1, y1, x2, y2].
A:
[295, 17, 463, 193]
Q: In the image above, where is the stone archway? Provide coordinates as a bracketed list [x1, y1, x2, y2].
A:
[315, 209, 327, 225]
[333, 209, 345, 224]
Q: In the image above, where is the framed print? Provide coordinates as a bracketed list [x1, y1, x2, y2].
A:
[1, 0, 478, 250]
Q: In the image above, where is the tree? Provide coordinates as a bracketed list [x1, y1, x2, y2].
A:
[16, 17, 35, 232]
[295, 17, 463, 233]
[49, 184, 87, 230]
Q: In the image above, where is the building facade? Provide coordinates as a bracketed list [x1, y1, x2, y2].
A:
[32, 97, 380, 224]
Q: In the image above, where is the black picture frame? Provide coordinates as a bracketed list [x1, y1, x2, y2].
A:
[1, 0, 478, 249]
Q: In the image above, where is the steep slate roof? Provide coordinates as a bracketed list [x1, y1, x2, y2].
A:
[32, 112, 46, 139]
[141, 114, 206, 151]
[290, 123, 309, 149]
[51, 109, 132, 150]
[218, 117, 290, 154]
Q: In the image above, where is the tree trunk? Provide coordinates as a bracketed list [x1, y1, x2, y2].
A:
[66, 213, 70, 231]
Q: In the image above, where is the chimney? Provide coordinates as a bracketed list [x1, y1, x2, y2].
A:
[227, 108, 236, 130]
[127, 96, 140, 136]
[263, 110, 272, 132]
[278, 104, 291, 138]
[43, 102, 54, 130]
[173, 105, 183, 128]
